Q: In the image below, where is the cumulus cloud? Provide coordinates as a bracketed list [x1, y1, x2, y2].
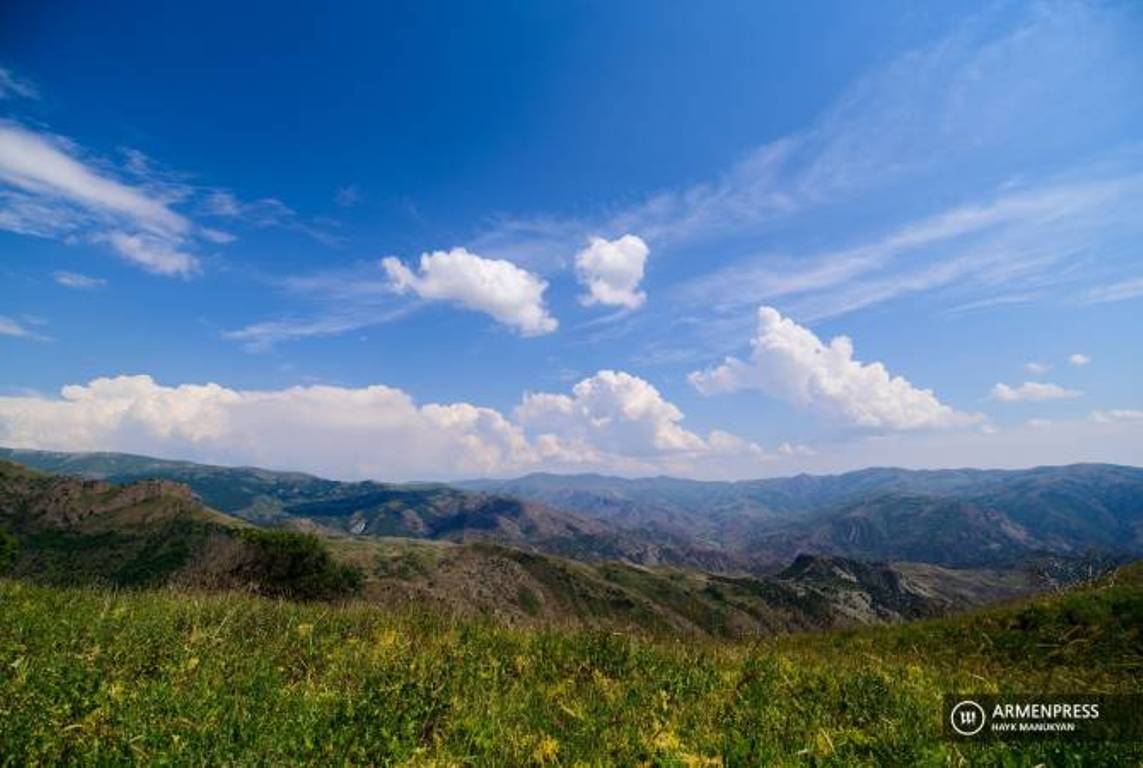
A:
[989, 381, 1082, 402]
[0, 375, 535, 481]
[0, 372, 768, 481]
[574, 234, 648, 309]
[382, 248, 558, 336]
[0, 122, 205, 276]
[688, 306, 977, 431]
[1024, 361, 1050, 376]
[519, 370, 717, 457]
[1068, 353, 1091, 366]
[52, 271, 106, 289]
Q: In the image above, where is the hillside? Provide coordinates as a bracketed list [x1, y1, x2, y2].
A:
[0, 448, 737, 572]
[0, 458, 1033, 637]
[5, 448, 1142, 571]
[1, 562, 1139, 765]
[0, 461, 360, 599]
[335, 538, 1031, 637]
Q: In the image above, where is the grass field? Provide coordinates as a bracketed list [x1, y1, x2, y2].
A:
[1, 564, 1140, 766]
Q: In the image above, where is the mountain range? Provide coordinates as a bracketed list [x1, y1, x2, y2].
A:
[4, 447, 1139, 570]
[0, 456, 1039, 637]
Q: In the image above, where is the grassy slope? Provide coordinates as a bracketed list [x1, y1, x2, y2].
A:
[1, 565, 1139, 766]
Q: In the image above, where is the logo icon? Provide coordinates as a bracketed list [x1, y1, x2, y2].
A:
[950, 699, 987, 736]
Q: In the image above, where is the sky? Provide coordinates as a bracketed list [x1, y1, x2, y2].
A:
[1, 0, 1141, 481]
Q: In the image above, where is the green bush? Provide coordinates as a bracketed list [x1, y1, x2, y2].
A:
[0, 529, 16, 573]
[235, 528, 363, 600]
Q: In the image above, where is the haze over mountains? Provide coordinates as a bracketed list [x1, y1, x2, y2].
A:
[3, 447, 1140, 572]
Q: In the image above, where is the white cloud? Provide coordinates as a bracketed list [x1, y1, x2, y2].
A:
[574, 235, 648, 310]
[0, 122, 212, 275]
[0, 316, 45, 340]
[0, 315, 49, 342]
[989, 381, 1082, 402]
[223, 305, 413, 351]
[680, 174, 1143, 322]
[1068, 353, 1091, 366]
[52, 271, 106, 289]
[777, 442, 816, 457]
[100, 232, 197, 277]
[0, 375, 531, 481]
[201, 227, 236, 244]
[1024, 361, 1050, 376]
[518, 370, 707, 457]
[689, 306, 977, 431]
[0, 123, 188, 235]
[0, 372, 767, 481]
[382, 248, 557, 336]
[1091, 409, 1143, 423]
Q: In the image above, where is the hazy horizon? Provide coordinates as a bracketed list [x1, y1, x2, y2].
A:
[4, 444, 1140, 486]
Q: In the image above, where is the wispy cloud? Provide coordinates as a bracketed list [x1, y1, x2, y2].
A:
[678, 172, 1143, 322]
[1077, 277, 1143, 305]
[990, 381, 1082, 403]
[52, 271, 106, 290]
[0, 121, 206, 276]
[473, 3, 1142, 268]
[223, 305, 414, 351]
[0, 315, 49, 341]
[222, 262, 413, 350]
[203, 190, 342, 247]
[0, 68, 37, 100]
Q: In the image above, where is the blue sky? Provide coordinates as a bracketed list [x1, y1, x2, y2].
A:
[1, 0, 1141, 480]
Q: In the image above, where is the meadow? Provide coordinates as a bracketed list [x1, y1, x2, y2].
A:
[1, 564, 1140, 766]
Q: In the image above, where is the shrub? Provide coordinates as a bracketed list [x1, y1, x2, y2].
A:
[235, 528, 363, 600]
[0, 528, 17, 573]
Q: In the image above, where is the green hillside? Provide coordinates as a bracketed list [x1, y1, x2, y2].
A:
[0, 459, 1029, 638]
[0, 460, 360, 600]
[1, 563, 1139, 765]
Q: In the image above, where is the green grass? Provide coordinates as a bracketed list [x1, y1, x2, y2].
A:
[1, 565, 1140, 766]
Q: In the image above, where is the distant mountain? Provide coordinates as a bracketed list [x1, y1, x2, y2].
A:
[465, 464, 1143, 567]
[0, 457, 1038, 637]
[0, 448, 738, 572]
[4, 448, 1140, 570]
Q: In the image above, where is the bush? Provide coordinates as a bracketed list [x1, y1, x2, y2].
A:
[235, 528, 363, 600]
[0, 529, 17, 573]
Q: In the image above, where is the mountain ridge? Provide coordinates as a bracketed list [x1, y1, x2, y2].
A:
[3, 447, 1140, 571]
